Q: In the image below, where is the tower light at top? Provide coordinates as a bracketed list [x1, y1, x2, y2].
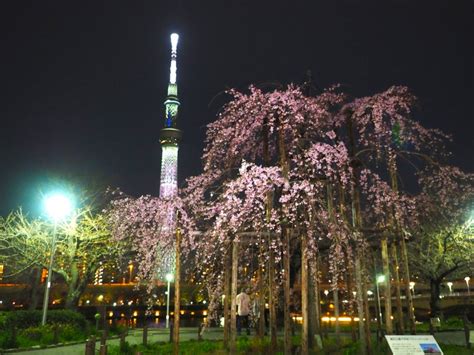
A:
[169, 33, 179, 84]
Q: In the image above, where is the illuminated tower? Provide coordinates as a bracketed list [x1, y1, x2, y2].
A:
[159, 33, 182, 198]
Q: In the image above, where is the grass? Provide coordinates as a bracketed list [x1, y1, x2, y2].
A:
[107, 336, 473, 355]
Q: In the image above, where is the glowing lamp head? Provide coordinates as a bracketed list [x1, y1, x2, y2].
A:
[376, 275, 386, 283]
[44, 194, 73, 221]
[170, 33, 179, 52]
[165, 273, 174, 282]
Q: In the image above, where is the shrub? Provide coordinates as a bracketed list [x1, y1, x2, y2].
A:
[0, 310, 87, 331]
[443, 317, 464, 329]
[20, 326, 45, 341]
[59, 323, 83, 342]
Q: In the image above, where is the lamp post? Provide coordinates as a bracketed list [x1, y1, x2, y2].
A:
[376, 274, 385, 323]
[41, 193, 73, 326]
[465, 276, 471, 296]
[165, 273, 173, 328]
[409, 281, 416, 296]
[447, 282, 453, 295]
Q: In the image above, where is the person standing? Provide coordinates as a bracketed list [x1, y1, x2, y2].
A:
[236, 288, 251, 335]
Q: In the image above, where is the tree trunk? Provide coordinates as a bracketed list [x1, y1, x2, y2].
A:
[381, 236, 393, 334]
[333, 280, 341, 343]
[268, 248, 277, 350]
[399, 237, 416, 334]
[276, 115, 291, 354]
[172, 227, 181, 355]
[361, 258, 372, 355]
[429, 278, 442, 318]
[28, 267, 42, 310]
[65, 261, 80, 310]
[346, 112, 371, 354]
[262, 113, 277, 351]
[257, 255, 266, 338]
[230, 239, 238, 354]
[354, 252, 369, 355]
[301, 233, 309, 355]
[223, 245, 231, 347]
[391, 242, 404, 334]
[309, 254, 322, 347]
[388, 160, 415, 334]
[283, 228, 291, 355]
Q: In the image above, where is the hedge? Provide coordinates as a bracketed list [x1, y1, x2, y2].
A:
[0, 310, 88, 331]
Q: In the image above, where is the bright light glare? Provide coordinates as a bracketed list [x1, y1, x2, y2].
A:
[170, 33, 179, 51]
[377, 275, 386, 283]
[165, 273, 174, 282]
[170, 59, 177, 84]
[44, 194, 73, 221]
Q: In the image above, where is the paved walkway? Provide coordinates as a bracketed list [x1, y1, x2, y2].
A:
[7, 329, 469, 354]
[9, 328, 223, 355]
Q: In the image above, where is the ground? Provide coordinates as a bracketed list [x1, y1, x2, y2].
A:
[8, 328, 471, 354]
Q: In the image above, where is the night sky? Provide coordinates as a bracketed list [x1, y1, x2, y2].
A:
[0, 1, 472, 215]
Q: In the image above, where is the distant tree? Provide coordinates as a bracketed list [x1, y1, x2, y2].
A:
[0, 201, 121, 310]
[410, 166, 474, 317]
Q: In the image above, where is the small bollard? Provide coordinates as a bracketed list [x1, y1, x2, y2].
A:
[52, 324, 59, 344]
[90, 335, 96, 354]
[84, 339, 93, 355]
[120, 331, 127, 351]
[463, 313, 471, 349]
[143, 325, 148, 346]
[99, 343, 107, 355]
[198, 323, 203, 341]
[100, 330, 107, 354]
[95, 313, 101, 331]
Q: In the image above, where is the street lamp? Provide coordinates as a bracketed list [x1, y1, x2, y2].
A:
[465, 276, 471, 295]
[376, 274, 385, 323]
[409, 281, 416, 296]
[165, 273, 174, 328]
[42, 193, 73, 325]
[447, 282, 453, 294]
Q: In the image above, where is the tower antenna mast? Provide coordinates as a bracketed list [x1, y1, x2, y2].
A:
[159, 33, 182, 198]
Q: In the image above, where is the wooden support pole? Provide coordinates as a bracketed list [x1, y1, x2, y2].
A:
[282, 228, 291, 355]
[381, 236, 393, 334]
[400, 237, 416, 334]
[333, 279, 341, 343]
[301, 233, 309, 355]
[391, 242, 404, 334]
[223, 245, 231, 347]
[354, 253, 368, 355]
[308, 258, 318, 349]
[257, 253, 266, 338]
[172, 227, 182, 355]
[230, 238, 239, 354]
[142, 325, 148, 346]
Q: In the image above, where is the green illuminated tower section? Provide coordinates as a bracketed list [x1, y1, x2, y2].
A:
[159, 33, 182, 198]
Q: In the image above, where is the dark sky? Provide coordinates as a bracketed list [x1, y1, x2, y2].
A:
[0, 0, 472, 215]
